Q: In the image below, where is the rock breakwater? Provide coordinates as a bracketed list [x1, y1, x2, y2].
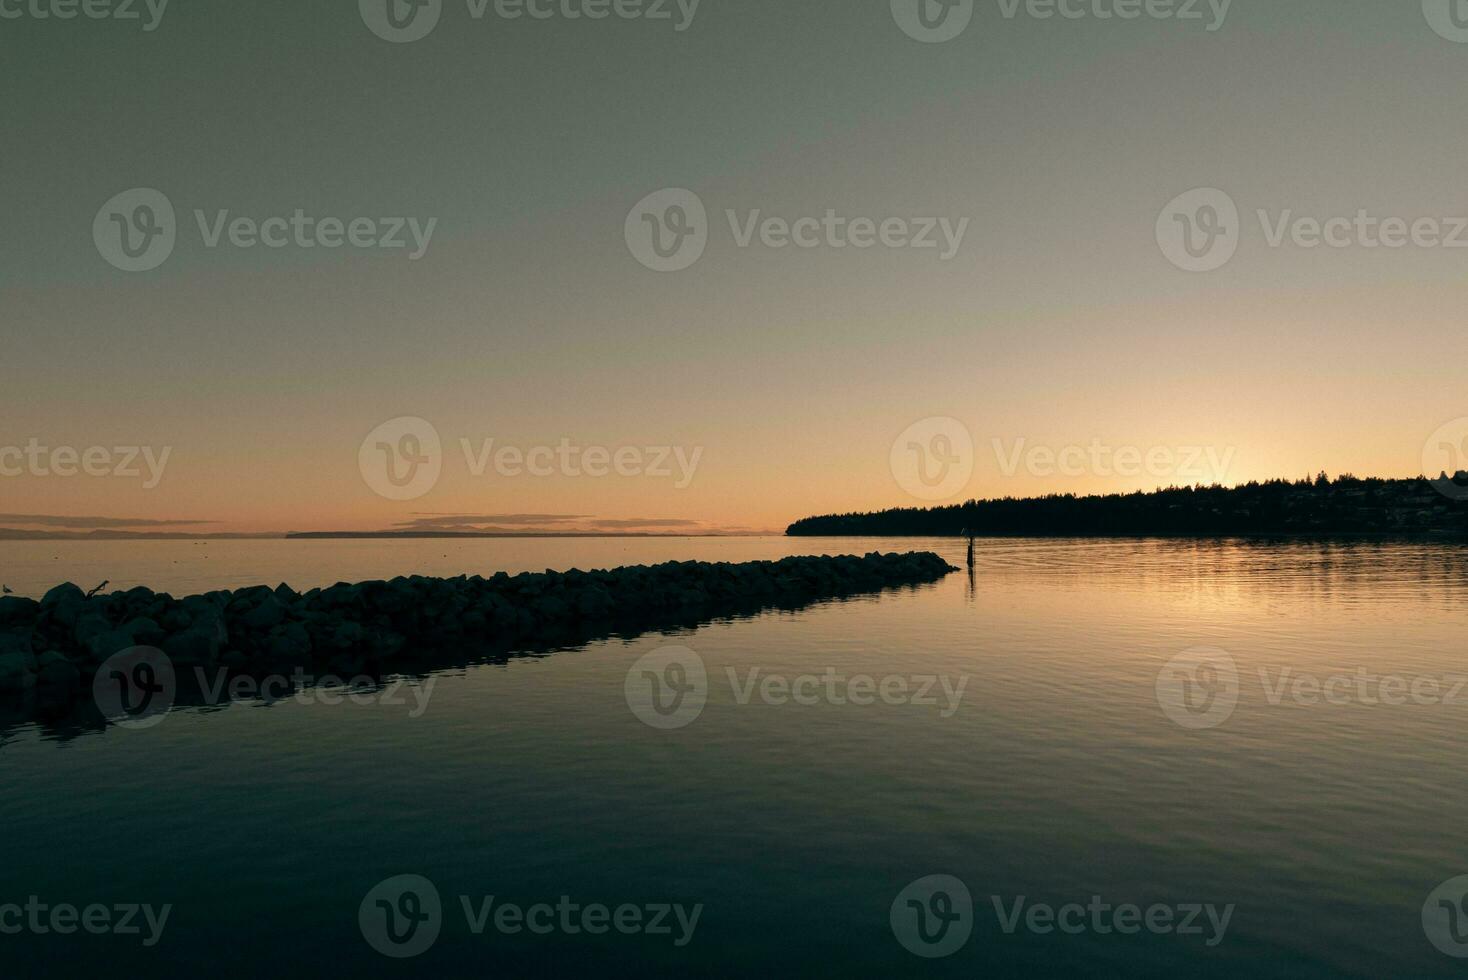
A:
[0, 552, 957, 713]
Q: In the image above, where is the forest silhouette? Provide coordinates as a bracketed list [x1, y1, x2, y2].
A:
[787, 474, 1468, 537]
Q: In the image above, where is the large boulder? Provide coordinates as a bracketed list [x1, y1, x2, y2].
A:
[44, 598, 90, 632]
[160, 607, 192, 632]
[0, 652, 36, 692]
[35, 651, 79, 690]
[193, 611, 229, 647]
[73, 612, 115, 648]
[84, 629, 138, 663]
[326, 620, 367, 651]
[0, 595, 39, 627]
[40, 583, 85, 608]
[266, 622, 312, 661]
[363, 580, 412, 615]
[117, 587, 159, 619]
[162, 628, 222, 666]
[0, 628, 33, 655]
[121, 617, 166, 648]
[239, 595, 287, 631]
[76, 614, 168, 662]
[575, 586, 614, 619]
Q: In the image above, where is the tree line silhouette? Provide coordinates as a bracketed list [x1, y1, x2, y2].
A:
[787, 474, 1468, 537]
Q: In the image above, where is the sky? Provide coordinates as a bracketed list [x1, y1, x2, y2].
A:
[2, 0, 1467, 535]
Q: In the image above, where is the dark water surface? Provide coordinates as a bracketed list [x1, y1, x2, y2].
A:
[3, 536, 1467, 977]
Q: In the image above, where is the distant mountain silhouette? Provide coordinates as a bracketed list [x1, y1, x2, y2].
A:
[285, 531, 733, 539]
[0, 529, 276, 541]
[787, 474, 1468, 538]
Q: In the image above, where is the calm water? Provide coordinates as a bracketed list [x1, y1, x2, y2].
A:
[3, 536, 1468, 977]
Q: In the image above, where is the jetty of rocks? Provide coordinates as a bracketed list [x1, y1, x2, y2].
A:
[0, 552, 957, 703]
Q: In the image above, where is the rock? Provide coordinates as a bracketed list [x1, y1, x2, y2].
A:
[85, 629, 137, 663]
[122, 617, 166, 647]
[41, 583, 85, 608]
[364, 581, 410, 615]
[0, 634, 36, 688]
[45, 596, 90, 631]
[194, 612, 228, 647]
[532, 595, 570, 620]
[0, 595, 39, 627]
[487, 603, 520, 632]
[328, 621, 367, 651]
[575, 587, 614, 618]
[0, 652, 36, 691]
[73, 611, 111, 643]
[0, 629, 33, 657]
[118, 587, 159, 620]
[317, 583, 362, 610]
[162, 628, 222, 666]
[239, 596, 286, 631]
[161, 608, 192, 632]
[266, 622, 311, 661]
[36, 651, 79, 689]
[181, 594, 223, 617]
[365, 630, 405, 660]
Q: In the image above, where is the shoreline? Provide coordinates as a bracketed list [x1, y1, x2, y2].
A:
[787, 476, 1468, 539]
[788, 529, 1468, 542]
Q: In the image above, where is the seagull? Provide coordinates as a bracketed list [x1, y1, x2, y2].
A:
[1, 585, 11, 594]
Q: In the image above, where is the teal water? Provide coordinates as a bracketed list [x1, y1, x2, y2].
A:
[2, 536, 1467, 977]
